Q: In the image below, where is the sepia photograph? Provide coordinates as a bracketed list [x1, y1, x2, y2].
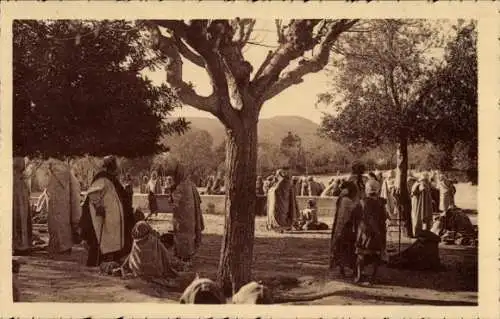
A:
[1, 2, 497, 317]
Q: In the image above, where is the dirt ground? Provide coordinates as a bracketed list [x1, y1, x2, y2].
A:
[17, 212, 477, 305]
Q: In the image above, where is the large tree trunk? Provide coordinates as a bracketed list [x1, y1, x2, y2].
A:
[395, 132, 412, 237]
[217, 111, 258, 295]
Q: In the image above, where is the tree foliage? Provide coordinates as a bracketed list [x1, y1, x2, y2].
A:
[160, 129, 219, 185]
[417, 21, 477, 172]
[318, 20, 441, 152]
[279, 131, 306, 173]
[257, 142, 288, 176]
[319, 20, 477, 174]
[13, 20, 187, 159]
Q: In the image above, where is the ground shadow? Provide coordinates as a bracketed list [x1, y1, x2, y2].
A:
[194, 234, 478, 293]
[17, 230, 477, 303]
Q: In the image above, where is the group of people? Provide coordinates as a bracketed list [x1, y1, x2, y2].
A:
[264, 162, 459, 284]
[13, 152, 205, 287]
[257, 174, 326, 197]
[14, 151, 463, 297]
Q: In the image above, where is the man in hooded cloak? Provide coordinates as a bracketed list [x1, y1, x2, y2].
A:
[266, 169, 299, 231]
[410, 173, 434, 238]
[79, 156, 135, 266]
[45, 158, 82, 254]
[160, 151, 204, 263]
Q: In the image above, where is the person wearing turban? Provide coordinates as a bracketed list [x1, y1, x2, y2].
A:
[409, 172, 434, 238]
[44, 158, 82, 255]
[266, 168, 300, 232]
[120, 221, 179, 284]
[380, 170, 398, 223]
[354, 178, 388, 284]
[13, 157, 33, 255]
[347, 162, 367, 201]
[79, 155, 135, 267]
[329, 180, 360, 277]
[160, 151, 204, 265]
[437, 171, 456, 212]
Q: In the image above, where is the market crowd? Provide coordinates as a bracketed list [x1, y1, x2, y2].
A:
[13, 153, 474, 301]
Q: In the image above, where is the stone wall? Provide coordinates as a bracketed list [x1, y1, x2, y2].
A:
[132, 194, 338, 217]
[30, 193, 338, 217]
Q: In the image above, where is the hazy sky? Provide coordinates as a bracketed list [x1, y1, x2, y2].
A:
[143, 20, 455, 124]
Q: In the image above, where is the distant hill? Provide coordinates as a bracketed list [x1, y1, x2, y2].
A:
[168, 116, 328, 147]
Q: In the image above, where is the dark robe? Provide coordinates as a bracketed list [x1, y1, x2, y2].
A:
[79, 170, 135, 267]
[266, 176, 299, 231]
[347, 174, 366, 200]
[329, 195, 360, 269]
[356, 197, 387, 256]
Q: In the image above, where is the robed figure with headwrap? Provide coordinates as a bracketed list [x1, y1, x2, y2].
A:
[438, 172, 456, 212]
[410, 173, 434, 238]
[266, 169, 299, 231]
[354, 179, 388, 284]
[120, 221, 179, 284]
[160, 151, 204, 263]
[13, 157, 32, 255]
[45, 158, 82, 255]
[380, 170, 398, 223]
[79, 156, 135, 266]
[329, 180, 360, 276]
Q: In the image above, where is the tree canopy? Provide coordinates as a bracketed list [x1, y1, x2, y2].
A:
[318, 20, 477, 172]
[13, 20, 187, 159]
[417, 21, 477, 171]
[318, 20, 442, 153]
[159, 129, 219, 184]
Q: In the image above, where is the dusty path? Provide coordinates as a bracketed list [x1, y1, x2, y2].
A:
[17, 215, 477, 305]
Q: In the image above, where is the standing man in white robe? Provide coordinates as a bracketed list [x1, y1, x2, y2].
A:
[380, 170, 398, 223]
[410, 173, 434, 238]
[438, 172, 456, 212]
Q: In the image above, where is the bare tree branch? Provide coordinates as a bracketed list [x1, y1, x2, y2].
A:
[234, 18, 256, 48]
[275, 20, 285, 44]
[180, 20, 243, 126]
[250, 19, 324, 99]
[260, 19, 359, 103]
[173, 35, 205, 68]
[253, 50, 273, 81]
[245, 41, 278, 48]
[149, 19, 189, 37]
[159, 35, 218, 116]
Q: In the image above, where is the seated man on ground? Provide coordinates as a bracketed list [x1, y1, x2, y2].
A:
[432, 205, 476, 246]
[294, 199, 328, 231]
[119, 221, 180, 286]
